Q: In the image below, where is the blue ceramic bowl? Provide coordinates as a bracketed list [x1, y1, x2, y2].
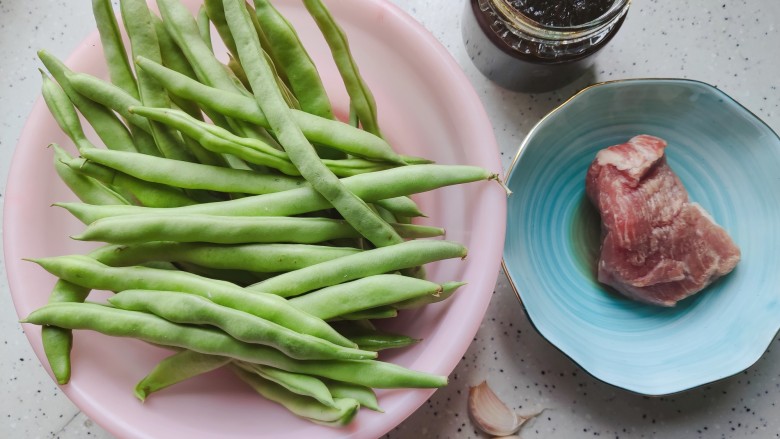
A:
[503, 79, 780, 395]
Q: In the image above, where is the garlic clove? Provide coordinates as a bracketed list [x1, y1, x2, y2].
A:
[468, 381, 525, 436]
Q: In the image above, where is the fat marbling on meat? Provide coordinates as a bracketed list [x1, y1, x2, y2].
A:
[585, 135, 740, 306]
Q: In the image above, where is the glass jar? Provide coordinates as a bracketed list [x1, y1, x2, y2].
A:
[462, 0, 631, 93]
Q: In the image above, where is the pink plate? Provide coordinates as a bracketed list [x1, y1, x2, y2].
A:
[4, 0, 506, 437]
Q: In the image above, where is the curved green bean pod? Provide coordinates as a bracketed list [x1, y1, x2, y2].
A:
[88, 242, 360, 273]
[335, 320, 420, 351]
[156, 0, 239, 92]
[41, 279, 91, 384]
[394, 281, 467, 310]
[75, 214, 357, 244]
[196, 4, 212, 51]
[121, 0, 195, 162]
[91, 0, 138, 99]
[289, 274, 442, 316]
[232, 366, 358, 426]
[69, 72, 151, 133]
[41, 72, 93, 153]
[74, 213, 441, 244]
[249, 240, 467, 297]
[234, 362, 335, 407]
[81, 148, 305, 193]
[23, 302, 447, 388]
[108, 290, 376, 360]
[45, 146, 130, 384]
[31, 256, 351, 347]
[204, 0, 238, 59]
[131, 106, 298, 174]
[336, 307, 398, 321]
[132, 106, 396, 177]
[253, 0, 334, 119]
[52, 145, 130, 206]
[65, 157, 198, 207]
[134, 350, 231, 401]
[302, 0, 381, 136]
[55, 164, 496, 223]
[135, 56, 404, 164]
[323, 379, 381, 412]
[151, 13, 213, 125]
[38, 50, 138, 153]
[79, 148, 423, 216]
[374, 196, 424, 218]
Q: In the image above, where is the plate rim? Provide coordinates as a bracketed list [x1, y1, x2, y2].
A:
[3, 0, 507, 436]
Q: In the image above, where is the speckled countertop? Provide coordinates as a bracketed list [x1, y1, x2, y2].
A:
[2, 1, 779, 438]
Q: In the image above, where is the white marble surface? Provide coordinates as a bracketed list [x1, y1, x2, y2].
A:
[2, 0, 780, 438]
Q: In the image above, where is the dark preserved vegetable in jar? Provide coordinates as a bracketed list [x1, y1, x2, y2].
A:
[462, 0, 630, 93]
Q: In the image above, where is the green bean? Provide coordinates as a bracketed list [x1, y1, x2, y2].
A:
[333, 321, 419, 352]
[302, 0, 381, 136]
[374, 196, 424, 218]
[152, 13, 210, 122]
[52, 145, 130, 206]
[374, 202, 398, 224]
[121, 0, 195, 162]
[88, 242, 361, 272]
[65, 157, 199, 207]
[45, 146, 131, 384]
[235, 362, 335, 407]
[31, 256, 352, 347]
[79, 148, 421, 216]
[135, 56, 404, 164]
[249, 240, 467, 297]
[41, 72, 93, 153]
[289, 274, 442, 316]
[336, 307, 398, 321]
[74, 213, 440, 244]
[62, 75, 225, 167]
[132, 106, 394, 177]
[157, 0, 240, 92]
[134, 350, 231, 401]
[232, 366, 359, 426]
[196, 4, 213, 52]
[55, 164, 496, 223]
[91, 0, 138, 99]
[204, 0, 238, 59]
[81, 148, 305, 194]
[131, 106, 298, 174]
[39, 51, 138, 153]
[41, 279, 91, 384]
[75, 214, 352, 244]
[394, 281, 467, 310]
[253, 0, 334, 120]
[325, 379, 382, 412]
[227, 54, 251, 91]
[245, 4, 293, 94]
[23, 302, 447, 388]
[348, 332, 419, 352]
[108, 290, 376, 360]
[69, 72, 151, 133]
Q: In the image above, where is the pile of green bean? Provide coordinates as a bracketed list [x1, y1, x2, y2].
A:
[24, 0, 499, 427]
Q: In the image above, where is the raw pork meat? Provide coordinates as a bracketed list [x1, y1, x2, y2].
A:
[585, 135, 741, 306]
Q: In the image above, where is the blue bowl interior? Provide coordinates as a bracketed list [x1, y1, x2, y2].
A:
[503, 79, 780, 395]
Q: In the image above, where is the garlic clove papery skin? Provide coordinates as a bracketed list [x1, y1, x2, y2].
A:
[468, 381, 525, 436]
